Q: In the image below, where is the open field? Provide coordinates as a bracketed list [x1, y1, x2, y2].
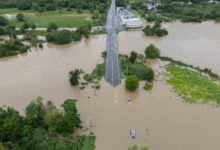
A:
[166, 65, 220, 104]
[0, 9, 92, 28]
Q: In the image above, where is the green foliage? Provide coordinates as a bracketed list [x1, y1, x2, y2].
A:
[145, 44, 160, 58]
[0, 28, 5, 35]
[91, 64, 105, 80]
[143, 22, 168, 37]
[0, 39, 30, 58]
[22, 22, 29, 31]
[69, 69, 83, 86]
[116, 0, 128, 7]
[47, 22, 58, 32]
[129, 51, 138, 63]
[128, 63, 154, 81]
[144, 83, 153, 91]
[61, 99, 81, 132]
[23, 32, 42, 46]
[166, 65, 220, 104]
[0, 16, 8, 26]
[44, 109, 63, 132]
[39, 43, 43, 48]
[76, 24, 92, 38]
[130, 0, 147, 17]
[0, 98, 94, 150]
[46, 25, 91, 44]
[16, 13, 25, 21]
[158, 3, 220, 22]
[30, 23, 36, 30]
[146, 13, 158, 22]
[72, 31, 82, 41]
[159, 56, 220, 80]
[25, 97, 46, 127]
[46, 30, 72, 44]
[128, 144, 149, 150]
[125, 75, 139, 91]
[0, 107, 23, 142]
[119, 53, 154, 81]
[0, 142, 6, 150]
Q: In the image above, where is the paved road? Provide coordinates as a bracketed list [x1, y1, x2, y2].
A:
[105, 0, 121, 87]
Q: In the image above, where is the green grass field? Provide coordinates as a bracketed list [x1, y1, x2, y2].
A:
[166, 65, 220, 104]
[0, 9, 92, 28]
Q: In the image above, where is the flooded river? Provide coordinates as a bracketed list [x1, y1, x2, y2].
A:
[0, 21, 220, 150]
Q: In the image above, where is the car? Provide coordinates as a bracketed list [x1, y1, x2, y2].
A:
[130, 129, 136, 138]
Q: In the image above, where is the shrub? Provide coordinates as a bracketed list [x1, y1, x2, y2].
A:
[69, 69, 82, 86]
[125, 75, 139, 91]
[0, 28, 5, 35]
[46, 30, 72, 44]
[146, 13, 157, 22]
[129, 51, 137, 63]
[72, 31, 82, 41]
[47, 22, 58, 32]
[143, 22, 168, 37]
[144, 83, 153, 91]
[0, 16, 8, 26]
[145, 44, 160, 58]
[16, 13, 25, 21]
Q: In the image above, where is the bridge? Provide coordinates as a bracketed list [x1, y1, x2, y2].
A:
[105, 0, 121, 87]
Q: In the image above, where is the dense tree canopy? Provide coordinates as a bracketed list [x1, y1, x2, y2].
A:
[0, 0, 110, 12]
[0, 97, 92, 150]
[0, 39, 30, 58]
[125, 75, 139, 91]
[145, 44, 161, 58]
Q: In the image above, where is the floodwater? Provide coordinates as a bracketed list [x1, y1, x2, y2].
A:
[0, 21, 220, 150]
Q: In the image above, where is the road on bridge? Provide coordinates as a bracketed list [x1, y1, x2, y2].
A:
[105, 0, 121, 87]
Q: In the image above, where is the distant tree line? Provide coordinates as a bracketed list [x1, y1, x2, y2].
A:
[0, 0, 110, 12]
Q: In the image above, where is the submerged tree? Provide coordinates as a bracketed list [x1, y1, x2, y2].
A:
[145, 44, 160, 58]
[125, 75, 139, 91]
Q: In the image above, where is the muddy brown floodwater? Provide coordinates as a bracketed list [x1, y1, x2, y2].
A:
[0, 21, 220, 150]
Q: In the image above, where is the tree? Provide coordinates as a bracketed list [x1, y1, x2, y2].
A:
[44, 109, 63, 132]
[0, 107, 23, 142]
[0, 16, 9, 26]
[47, 22, 58, 32]
[17, 2, 31, 10]
[46, 30, 72, 44]
[145, 67, 154, 81]
[16, 13, 25, 21]
[45, 4, 56, 11]
[22, 22, 29, 30]
[61, 99, 81, 132]
[25, 97, 46, 127]
[129, 51, 138, 63]
[69, 69, 82, 85]
[145, 44, 160, 58]
[0, 28, 5, 35]
[30, 23, 36, 30]
[72, 31, 82, 41]
[125, 75, 139, 91]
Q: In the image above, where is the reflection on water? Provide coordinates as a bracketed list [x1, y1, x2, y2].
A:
[0, 21, 220, 150]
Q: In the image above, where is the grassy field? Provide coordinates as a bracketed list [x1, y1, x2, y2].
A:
[0, 8, 92, 28]
[166, 65, 220, 104]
